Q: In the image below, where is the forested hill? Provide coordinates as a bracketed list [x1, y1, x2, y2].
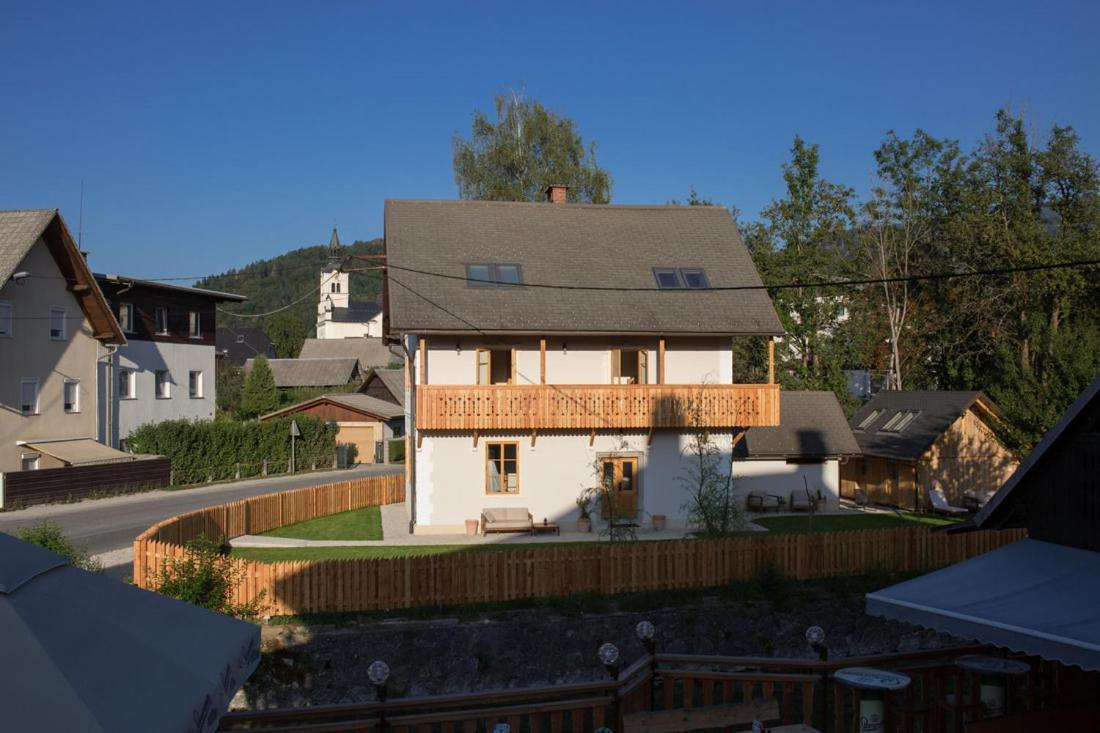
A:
[195, 237, 384, 354]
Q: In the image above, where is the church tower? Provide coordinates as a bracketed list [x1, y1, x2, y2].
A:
[317, 228, 350, 334]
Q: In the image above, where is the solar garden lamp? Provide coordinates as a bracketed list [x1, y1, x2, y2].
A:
[368, 659, 391, 731]
[636, 620, 656, 656]
[833, 668, 911, 733]
[805, 626, 829, 733]
[598, 642, 621, 679]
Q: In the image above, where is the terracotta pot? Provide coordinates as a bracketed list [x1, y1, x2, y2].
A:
[577, 517, 592, 533]
[465, 519, 479, 536]
[652, 514, 667, 531]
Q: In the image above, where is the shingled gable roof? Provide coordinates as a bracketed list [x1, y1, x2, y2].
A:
[298, 337, 399, 368]
[735, 391, 860, 459]
[383, 200, 784, 335]
[849, 390, 1005, 462]
[358, 367, 404, 404]
[0, 209, 125, 345]
[259, 393, 404, 422]
[244, 357, 360, 388]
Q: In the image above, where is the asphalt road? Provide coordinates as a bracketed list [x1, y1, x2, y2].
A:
[0, 464, 402, 572]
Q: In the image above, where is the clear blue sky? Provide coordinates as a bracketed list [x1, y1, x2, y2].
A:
[2, 1, 1097, 282]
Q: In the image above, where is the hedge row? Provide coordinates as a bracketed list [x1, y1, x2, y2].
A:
[127, 417, 338, 485]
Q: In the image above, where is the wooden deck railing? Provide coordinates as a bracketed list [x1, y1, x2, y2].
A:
[415, 383, 781, 431]
[219, 647, 1100, 732]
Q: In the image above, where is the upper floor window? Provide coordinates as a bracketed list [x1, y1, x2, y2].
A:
[0, 300, 11, 337]
[119, 369, 136, 399]
[612, 348, 648, 385]
[653, 267, 710, 289]
[155, 370, 171, 399]
[155, 307, 169, 335]
[20, 378, 39, 415]
[63, 379, 80, 413]
[477, 349, 513, 385]
[465, 263, 523, 287]
[188, 311, 201, 338]
[331, 282, 341, 293]
[118, 303, 134, 333]
[49, 307, 66, 340]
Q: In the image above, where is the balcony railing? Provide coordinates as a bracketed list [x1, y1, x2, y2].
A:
[415, 383, 780, 431]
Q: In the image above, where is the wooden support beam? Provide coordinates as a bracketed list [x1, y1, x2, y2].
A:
[531, 429, 537, 447]
[647, 427, 654, 446]
[768, 338, 775, 385]
[658, 338, 666, 384]
[539, 338, 546, 384]
[472, 430, 479, 448]
[589, 429, 596, 447]
[419, 338, 427, 385]
[68, 283, 91, 293]
[416, 431, 424, 449]
[732, 430, 746, 448]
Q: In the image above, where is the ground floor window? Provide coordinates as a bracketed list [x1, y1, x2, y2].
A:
[155, 370, 171, 399]
[485, 441, 519, 494]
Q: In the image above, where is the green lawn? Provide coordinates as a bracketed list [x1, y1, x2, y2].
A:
[233, 540, 616, 562]
[259, 506, 383, 541]
[754, 511, 958, 534]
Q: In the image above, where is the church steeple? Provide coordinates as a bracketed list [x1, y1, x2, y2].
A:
[328, 227, 342, 263]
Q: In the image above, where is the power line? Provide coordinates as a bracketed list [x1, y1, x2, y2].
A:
[216, 284, 321, 319]
[385, 258, 1100, 293]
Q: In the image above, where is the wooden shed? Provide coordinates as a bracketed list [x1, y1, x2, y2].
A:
[840, 391, 1018, 511]
[260, 394, 404, 464]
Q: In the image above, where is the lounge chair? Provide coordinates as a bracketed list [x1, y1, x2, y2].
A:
[480, 507, 534, 535]
[745, 491, 785, 512]
[790, 488, 817, 512]
[927, 488, 968, 516]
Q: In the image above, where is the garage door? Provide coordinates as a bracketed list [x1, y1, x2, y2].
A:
[337, 423, 377, 464]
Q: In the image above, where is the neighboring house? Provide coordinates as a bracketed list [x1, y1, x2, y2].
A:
[95, 274, 246, 448]
[733, 391, 861, 510]
[298, 336, 400, 372]
[384, 189, 785, 533]
[840, 390, 1018, 511]
[259, 393, 405, 464]
[0, 209, 130, 475]
[867, 376, 1100, 673]
[245, 357, 361, 389]
[216, 326, 275, 366]
[316, 228, 383, 339]
[358, 367, 404, 405]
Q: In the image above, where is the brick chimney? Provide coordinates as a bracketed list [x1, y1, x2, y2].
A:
[545, 185, 568, 204]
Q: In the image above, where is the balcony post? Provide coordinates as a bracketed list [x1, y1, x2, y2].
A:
[768, 338, 775, 385]
[419, 338, 427, 385]
[658, 337, 666, 384]
[539, 338, 546, 384]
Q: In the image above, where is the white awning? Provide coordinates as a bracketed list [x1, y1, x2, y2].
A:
[23, 438, 134, 466]
[866, 539, 1100, 671]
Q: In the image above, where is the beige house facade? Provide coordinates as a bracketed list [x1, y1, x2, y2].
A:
[0, 210, 127, 475]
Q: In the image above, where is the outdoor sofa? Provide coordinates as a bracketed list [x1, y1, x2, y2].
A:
[480, 507, 534, 535]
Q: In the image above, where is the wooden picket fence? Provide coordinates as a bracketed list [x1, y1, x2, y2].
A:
[133, 475, 1025, 616]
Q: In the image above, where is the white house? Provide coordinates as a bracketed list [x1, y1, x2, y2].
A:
[383, 189, 787, 533]
[95, 275, 246, 448]
[316, 228, 383, 339]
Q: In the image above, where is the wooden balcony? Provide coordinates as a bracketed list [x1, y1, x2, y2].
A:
[415, 383, 780, 431]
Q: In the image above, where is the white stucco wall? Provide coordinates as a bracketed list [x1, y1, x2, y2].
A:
[731, 459, 841, 511]
[414, 431, 743, 531]
[107, 339, 217, 445]
[316, 313, 382, 339]
[419, 336, 732, 386]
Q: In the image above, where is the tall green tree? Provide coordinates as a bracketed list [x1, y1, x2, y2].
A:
[750, 136, 856, 393]
[453, 93, 611, 203]
[266, 312, 309, 358]
[239, 356, 279, 419]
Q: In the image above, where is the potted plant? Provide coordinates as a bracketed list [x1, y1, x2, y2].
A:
[575, 495, 592, 533]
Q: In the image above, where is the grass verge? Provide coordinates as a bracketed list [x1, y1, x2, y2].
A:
[232, 539, 652, 562]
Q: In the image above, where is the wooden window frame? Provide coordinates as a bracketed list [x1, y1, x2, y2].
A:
[484, 441, 520, 495]
[610, 348, 648, 385]
[476, 348, 516, 385]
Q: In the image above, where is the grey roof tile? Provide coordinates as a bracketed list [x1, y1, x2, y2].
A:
[0, 209, 58, 284]
[245, 357, 360, 388]
[738, 391, 861, 458]
[298, 337, 400, 368]
[849, 390, 999, 461]
[384, 200, 784, 335]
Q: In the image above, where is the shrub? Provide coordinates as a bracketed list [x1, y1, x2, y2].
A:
[154, 536, 266, 620]
[388, 438, 405, 463]
[127, 415, 337, 485]
[14, 521, 102, 572]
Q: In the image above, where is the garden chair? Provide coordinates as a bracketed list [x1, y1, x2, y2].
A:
[927, 487, 968, 516]
[790, 488, 816, 512]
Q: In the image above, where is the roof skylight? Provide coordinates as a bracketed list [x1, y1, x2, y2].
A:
[465, 263, 523, 287]
[654, 267, 710, 289]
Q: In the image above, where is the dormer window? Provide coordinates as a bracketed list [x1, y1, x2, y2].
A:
[466, 264, 523, 287]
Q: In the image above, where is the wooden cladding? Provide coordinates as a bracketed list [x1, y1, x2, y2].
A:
[416, 383, 781, 430]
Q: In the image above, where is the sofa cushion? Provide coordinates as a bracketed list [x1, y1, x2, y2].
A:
[483, 520, 532, 531]
[483, 507, 530, 523]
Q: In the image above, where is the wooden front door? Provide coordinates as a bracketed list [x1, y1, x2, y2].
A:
[600, 457, 638, 520]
